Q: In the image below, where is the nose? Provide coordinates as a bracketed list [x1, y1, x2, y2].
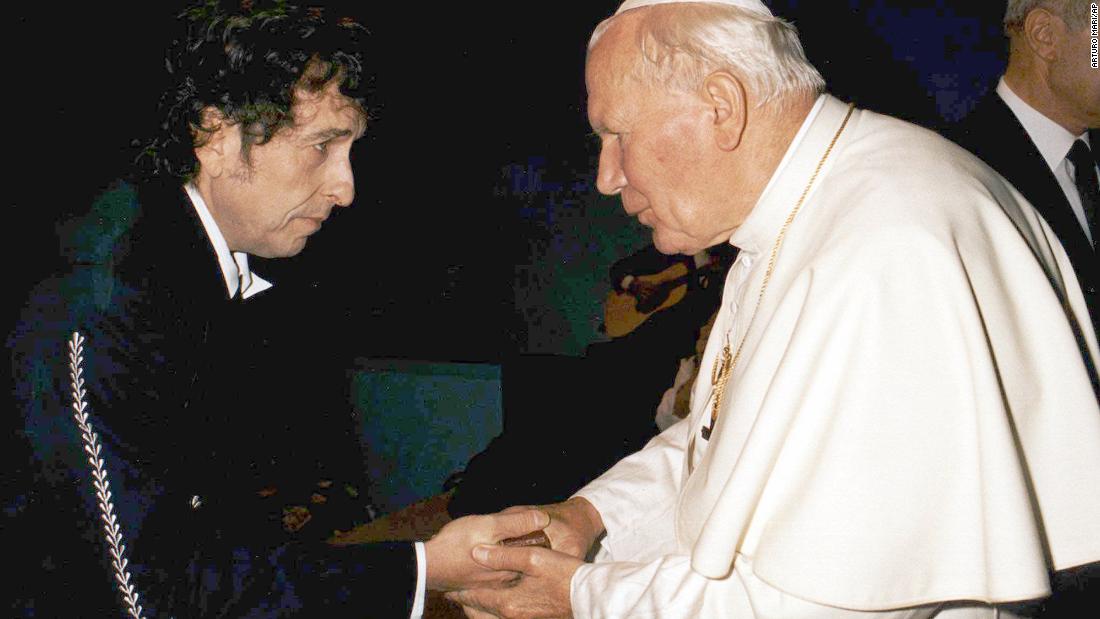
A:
[325, 150, 356, 207]
[595, 138, 626, 196]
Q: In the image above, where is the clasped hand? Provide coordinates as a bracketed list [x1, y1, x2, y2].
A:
[437, 498, 605, 619]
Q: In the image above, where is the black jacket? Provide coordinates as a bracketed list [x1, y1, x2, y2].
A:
[7, 181, 415, 618]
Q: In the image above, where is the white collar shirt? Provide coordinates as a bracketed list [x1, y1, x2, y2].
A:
[184, 183, 273, 300]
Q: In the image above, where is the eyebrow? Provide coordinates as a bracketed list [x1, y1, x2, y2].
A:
[300, 127, 359, 143]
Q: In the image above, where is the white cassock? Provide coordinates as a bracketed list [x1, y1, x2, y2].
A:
[571, 95, 1100, 618]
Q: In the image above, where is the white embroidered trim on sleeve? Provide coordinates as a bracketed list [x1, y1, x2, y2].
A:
[69, 331, 148, 619]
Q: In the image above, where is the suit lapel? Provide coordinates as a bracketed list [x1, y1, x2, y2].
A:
[957, 95, 1094, 287]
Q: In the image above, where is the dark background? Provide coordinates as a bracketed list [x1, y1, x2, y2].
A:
[7, 0, 1011, 364]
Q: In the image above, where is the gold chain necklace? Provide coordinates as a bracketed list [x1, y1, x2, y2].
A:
[701, 103, 855, 441]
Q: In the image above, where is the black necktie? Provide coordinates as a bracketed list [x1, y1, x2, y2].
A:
[1067, 139, 1098, 247]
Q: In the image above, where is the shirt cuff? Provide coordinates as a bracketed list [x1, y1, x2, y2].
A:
[410, 541, 427, 619]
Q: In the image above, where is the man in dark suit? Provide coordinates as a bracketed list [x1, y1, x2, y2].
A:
[6, 2, 544, 617]
[950, 0, 1098, 341]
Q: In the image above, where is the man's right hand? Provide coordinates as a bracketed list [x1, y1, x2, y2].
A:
[503, 497, 605, 560]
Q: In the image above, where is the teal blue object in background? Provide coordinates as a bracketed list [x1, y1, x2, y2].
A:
[351, 360, 503, 514]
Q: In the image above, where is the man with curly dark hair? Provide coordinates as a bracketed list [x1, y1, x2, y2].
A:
[7, 2, 546, 617]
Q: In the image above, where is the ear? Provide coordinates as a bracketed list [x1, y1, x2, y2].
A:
[192, 107, 237, 179]
[1021, 7, 1061, 62]
[702, 71, 748, 152]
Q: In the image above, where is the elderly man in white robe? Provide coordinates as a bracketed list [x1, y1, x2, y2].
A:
[447, 1, 1100, 617]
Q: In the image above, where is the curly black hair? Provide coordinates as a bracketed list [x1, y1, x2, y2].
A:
[136, 0, 371, 181]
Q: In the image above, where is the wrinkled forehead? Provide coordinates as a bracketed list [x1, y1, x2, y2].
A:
[586, 45, 657, 131]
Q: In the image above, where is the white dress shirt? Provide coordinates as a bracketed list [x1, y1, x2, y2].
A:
[184, 184, 428, 617]
[997, 77, 1097, 245]
[184, 183, 274, 299]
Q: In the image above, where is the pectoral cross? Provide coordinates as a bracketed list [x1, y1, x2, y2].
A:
[702, 339, 733, 440]
[693, 103, 857, 443]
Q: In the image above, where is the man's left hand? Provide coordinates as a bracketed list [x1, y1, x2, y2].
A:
[446, 544, 581, 619]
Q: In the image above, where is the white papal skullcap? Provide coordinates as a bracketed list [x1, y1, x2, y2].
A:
[614, 0, 773, 17]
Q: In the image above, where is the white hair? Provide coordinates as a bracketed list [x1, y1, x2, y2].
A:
[1004, 0, 1091, 32]
[588, 2, 825, 108]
